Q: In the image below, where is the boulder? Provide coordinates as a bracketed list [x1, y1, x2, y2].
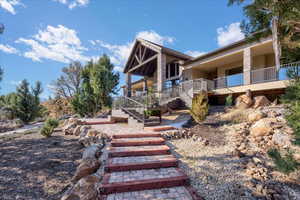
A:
[250, 118, 277, 137]
[272, 132, 292, 147]
[248, 111, 265, 123]
[87, 130, 99, 137]
[236, 90, 253, 109]
[79, 126, 91, 138]
[63, 122, 77, 135]
[71, 158, 101, 184]
[253, 96, 271, 109]
[73, 126, 81, 136]
[62, 174, 100, 200]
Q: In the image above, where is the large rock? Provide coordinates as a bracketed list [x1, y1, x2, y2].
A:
[71, 158, 100, 183]
[248, 111, 265, 123]
[272, 132, 292, 147]
[250, 118, 277, 137]
[62, 175, 100, 200]
[73, 126, 81, 136]
[79, 126, 91, 138]
[63, 122, 77, 135]
[236, 90, 253, 109]
[87, 130, 99, 137]
[253, 96, 271, 109]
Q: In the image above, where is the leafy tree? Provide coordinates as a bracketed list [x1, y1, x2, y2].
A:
[51, 61, 83, 99]
[71, 55, 119, 117]
[14, 80, 44, 123]
[228, 0, 300, 64]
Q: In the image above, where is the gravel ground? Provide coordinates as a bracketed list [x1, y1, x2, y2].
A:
[0, 131, 83, 200]
[168, 137, 254, 200]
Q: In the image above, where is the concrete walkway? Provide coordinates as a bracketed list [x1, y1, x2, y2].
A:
[99, 133, 202, 200]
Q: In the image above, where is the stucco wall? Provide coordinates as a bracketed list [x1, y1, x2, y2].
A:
[217, 60, 243, 77]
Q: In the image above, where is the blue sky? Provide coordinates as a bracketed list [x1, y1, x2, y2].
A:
[0, 0, 245, 98]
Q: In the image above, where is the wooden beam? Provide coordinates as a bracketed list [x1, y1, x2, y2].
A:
[128, 54, 158, 73]
[141, 46, 147, 62]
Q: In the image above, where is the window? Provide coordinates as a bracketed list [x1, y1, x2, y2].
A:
[166, 62, 180, 79]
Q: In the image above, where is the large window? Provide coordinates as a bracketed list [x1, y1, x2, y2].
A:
[166, 62, 180, 80]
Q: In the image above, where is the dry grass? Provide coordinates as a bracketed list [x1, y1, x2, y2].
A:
[220, 108, 251, 124]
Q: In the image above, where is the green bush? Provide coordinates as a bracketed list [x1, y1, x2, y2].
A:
[144, 109, 161, 117]
[225, 94, 233, 106]
[190, 92, 209, 123]
[267, 148, 299, 174]
[40, 118, 59, 137]
[282, 69, 300, 145]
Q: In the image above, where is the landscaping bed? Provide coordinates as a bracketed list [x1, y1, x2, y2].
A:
[0, 131, 83, 200]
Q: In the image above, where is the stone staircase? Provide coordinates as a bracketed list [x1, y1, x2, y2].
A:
[100, 133, 203, 200]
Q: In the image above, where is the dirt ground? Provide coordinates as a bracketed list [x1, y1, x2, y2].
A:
[0, 131, 83, 200]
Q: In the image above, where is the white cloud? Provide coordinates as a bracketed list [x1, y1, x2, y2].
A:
[0, 44, 18, 54]
[54, 0, 89, 9]
[185, 50, 206, 58]
[16, 25, 89, 63]
[0, 0, 21, 14]
[90, 30, 175, 72]
[9, 80, 21, 86]
[217, 22, 245, 47]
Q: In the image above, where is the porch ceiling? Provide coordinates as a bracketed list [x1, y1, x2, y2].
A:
[192, 51, 243, 73]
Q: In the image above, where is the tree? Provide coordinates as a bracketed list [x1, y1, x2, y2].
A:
[228, 0, 300, 64]
[71, 55, 120, 117]
[90, 55, 120, 108]
[14, 80, 44, 123]
[51, 61, 83, 99]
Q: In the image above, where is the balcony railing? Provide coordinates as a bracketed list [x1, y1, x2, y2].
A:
[214, 73, 244, 89]
[250, 67, 277, 84]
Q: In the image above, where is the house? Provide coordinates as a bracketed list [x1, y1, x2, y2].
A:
[122, 36, 297, 106]
[115, 36, 298, 126]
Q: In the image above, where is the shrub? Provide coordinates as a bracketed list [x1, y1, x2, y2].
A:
[281, 67, 300, 145]
[144, 109, 161, 117]
[190, 92, 209, 123]
[267, 148, 299, 174]
[40, 118, 59, 137]
[220, 108, 250, 123]
[225, 94, 233, 107]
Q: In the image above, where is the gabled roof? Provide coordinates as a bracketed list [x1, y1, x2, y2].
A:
[123, 38, 192, 73]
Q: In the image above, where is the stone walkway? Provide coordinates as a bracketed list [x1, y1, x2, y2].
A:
[99, 133, 203, 200]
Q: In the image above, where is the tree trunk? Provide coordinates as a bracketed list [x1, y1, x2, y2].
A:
[272, 18, 281, 71]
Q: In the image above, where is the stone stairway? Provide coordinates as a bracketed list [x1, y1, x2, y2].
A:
[100, 133, 203, 200]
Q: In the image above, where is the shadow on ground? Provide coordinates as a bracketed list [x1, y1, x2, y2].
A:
[0, 132, 83, 200]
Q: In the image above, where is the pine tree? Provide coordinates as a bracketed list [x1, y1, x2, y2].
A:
[14, 80, 43, 123]
[228, 0, 300, 64]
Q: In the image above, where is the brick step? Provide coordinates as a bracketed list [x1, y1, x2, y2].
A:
[105, 155, 178, 172]
[111, 137, 165, 147]
[102, 186, 202, 200]
[108, 145, 170, 157]
[100, 168, 189, 195]
[144, 126, 176, 132]
[112, 133, 161, 139]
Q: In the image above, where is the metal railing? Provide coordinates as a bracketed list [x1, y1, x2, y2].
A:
[250, 66, 277, 84]
[214, 73, 244, 89]
[113, 96, 146, 123]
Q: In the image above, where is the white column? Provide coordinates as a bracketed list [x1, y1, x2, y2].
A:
[243, 47, 252, 85]
[157, 53, 166, 93]
[126, 73, 132, 97]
